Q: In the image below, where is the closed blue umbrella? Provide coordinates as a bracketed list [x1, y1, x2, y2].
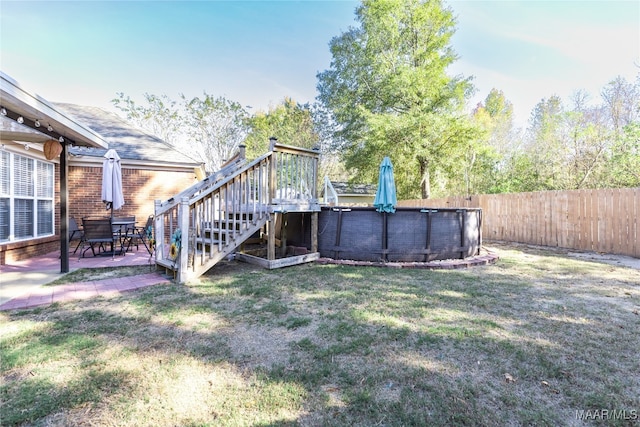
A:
[373, 156, 397, 214]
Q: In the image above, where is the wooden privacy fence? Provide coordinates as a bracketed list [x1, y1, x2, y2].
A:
[398, 188, 639, 258]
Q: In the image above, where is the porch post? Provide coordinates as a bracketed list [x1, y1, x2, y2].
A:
[59, 143, 69, 273]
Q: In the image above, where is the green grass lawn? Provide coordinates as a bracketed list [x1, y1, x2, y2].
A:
[1, 243, 639, 426]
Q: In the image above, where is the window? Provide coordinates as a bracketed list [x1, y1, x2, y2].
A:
[0, 151, 55, 242]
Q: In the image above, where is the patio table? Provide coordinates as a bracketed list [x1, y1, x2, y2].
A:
[112, 219, 136, 253]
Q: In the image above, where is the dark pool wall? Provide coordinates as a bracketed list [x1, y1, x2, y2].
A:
[317, 207, 482, 262]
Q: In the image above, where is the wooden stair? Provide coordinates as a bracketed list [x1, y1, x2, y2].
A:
[157, 210, 269, 281]
[154, 141, 320, 283]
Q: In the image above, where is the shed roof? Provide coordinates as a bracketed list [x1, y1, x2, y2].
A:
[330, 181, 377, 196]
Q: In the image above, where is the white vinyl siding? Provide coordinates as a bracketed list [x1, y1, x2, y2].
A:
[0, 151, 55, 242]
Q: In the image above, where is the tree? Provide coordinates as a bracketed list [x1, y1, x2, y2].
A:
[512, 76, 640, 192]
[316, 0, 478, 199]
[242, 98, 349, 189]
[243, 98, 319, 159]
[182, 93, 250, 172]
[112, 92, 182, 146]
[522, 95, 568, 190]
[310, 101, 350, 182]
[469, 89, 521, 194]
[601, 75, 640, 135]
[600, 76, 640, 187]
[113, 92, 249, 173]
[607, 123, 640, 187]
[563, 91, 611, 189]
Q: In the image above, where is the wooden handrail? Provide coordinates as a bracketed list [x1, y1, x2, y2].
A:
[156, 151, 246, 214]
[272, 142, 319, 157]
[154, 141, 320, 283]
[189, 151, 272, 205]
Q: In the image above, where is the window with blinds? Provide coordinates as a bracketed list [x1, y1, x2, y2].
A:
[0, 151, 55, 242]
[0, 152, 9, 240]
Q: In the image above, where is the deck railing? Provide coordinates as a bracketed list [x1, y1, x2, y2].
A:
[154, 141, 319, 282]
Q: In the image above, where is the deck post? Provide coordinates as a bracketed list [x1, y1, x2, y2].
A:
[279, 212, 288, 257]
[268, 142, 277, 260]
[268, 215, 276, 260]
[177, 197, 190, 283]
[311, 211, 318, 253]
[154, 200, 164, 263]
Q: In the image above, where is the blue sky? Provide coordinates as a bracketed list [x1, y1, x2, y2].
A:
[1, 1, 638, 129]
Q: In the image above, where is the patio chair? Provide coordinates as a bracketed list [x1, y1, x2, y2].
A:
[128, 215, 154, 254]
[79, 217, 119, 258]
[68, 217, 84, 254]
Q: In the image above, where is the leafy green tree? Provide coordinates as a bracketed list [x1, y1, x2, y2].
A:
[521, 95, 568, 190]
[243, 98, 319, 159]
[243, 99, 350, 190]
[182, 93, 250, 172]
[469, 89, 522, 194]
[599, 76, 640, 187]
[112, 92, 249, 173]
[317, 0, 478, 199]
[607, 122, 640, 186]
[601, 75, 640, 135]
[482, 89, 518, 158]
[112, 92, 182, 146]
[562, 91, 611, 189]
[510, 76, 640, 192]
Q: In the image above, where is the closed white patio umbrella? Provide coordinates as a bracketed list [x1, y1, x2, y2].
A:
[102, 149, 124, 258]
[102, 149, 125, 213]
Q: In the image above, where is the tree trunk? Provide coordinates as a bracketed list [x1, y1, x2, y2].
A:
[419, 157, 431, 199]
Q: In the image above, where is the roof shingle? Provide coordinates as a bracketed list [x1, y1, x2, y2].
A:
[56, 103, 201, 167]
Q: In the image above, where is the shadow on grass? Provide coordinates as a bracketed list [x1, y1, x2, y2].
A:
[1, 249, 639, 426]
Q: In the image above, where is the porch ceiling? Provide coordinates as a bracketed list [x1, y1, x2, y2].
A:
[0, 72, 108, 148]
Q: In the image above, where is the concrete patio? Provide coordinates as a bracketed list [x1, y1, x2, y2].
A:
[0, 248, 171, 310]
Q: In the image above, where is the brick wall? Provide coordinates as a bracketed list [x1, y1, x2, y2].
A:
[0, 236, 59, 264]
[1, 164, 196, 264]
[68, 166, 196, 227]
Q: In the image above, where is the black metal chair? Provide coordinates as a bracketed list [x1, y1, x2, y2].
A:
[69, 217, 84, 254]
[79, 217, 119, 258]
[128, 215, 154, 254]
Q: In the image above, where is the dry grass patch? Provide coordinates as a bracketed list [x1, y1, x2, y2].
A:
[1, 243, 639, 426]
[45, 265, 151, 285]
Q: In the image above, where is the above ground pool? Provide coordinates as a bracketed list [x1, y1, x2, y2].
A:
[317, 206, 482, 262]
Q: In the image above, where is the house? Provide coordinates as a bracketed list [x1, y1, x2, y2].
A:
[0, 72, 203, 267]
[57, 103, 204, 225]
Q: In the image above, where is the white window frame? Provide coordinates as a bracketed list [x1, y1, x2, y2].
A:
[0, 149, 55, 242]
